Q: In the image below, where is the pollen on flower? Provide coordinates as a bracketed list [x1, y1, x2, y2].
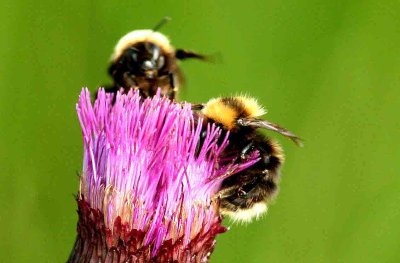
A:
[69, 88, 257, 262]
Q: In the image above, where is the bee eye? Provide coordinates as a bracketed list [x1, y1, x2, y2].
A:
[131, 51, 138, 62]
[126, 47, 138, 63]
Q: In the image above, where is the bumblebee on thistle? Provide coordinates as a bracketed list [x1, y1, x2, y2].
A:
[193, 96, 302, 222]
[100, 18, 302, 223]
[69, 17, 301, 262]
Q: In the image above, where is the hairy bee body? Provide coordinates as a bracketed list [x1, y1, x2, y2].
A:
[106, 27, 205, 100]
[219, 132, 284, 222]
[196, 96, 300, 222]
[108, 30, 179, 99]
[102, 21, 301, 223]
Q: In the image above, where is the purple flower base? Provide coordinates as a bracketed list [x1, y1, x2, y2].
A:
[68, 199, 226, 262]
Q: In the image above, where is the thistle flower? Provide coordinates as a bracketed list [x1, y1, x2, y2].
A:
[68, 89, 257, 262]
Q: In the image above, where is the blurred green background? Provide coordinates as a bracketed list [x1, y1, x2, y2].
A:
[1, 0, 400, 262]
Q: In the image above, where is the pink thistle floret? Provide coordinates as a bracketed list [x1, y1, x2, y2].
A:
[69, 89, 255, 262]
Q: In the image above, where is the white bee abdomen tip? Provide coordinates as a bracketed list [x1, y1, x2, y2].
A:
[226, 202, 268, 223]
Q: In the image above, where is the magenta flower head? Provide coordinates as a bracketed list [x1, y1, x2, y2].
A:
[68, 89, 256, 262]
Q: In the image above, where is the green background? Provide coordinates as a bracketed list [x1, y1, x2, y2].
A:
[1, 1, 399, 262]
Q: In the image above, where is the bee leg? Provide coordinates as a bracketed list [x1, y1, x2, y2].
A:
[237, 188, 247, 197]
[168, 72, 175, 88]
[122, 72, 138, 89]
[167, 72, 177, 99]
[240, 142, 255, 160]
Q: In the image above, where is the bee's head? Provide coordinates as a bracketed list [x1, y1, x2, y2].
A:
[109, 29, 174, 80]
[117, 42, 165, 78]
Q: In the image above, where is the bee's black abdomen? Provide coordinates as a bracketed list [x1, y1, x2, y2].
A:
[219, 132, 283, 213]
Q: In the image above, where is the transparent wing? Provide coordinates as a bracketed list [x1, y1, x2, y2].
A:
[238, 118, 303, 146]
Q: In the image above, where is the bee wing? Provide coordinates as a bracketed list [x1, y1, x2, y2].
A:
[238, 118, 303, 146]
[190, 103, 205, 111]
[175, 49, 208, 61]
[175, 49, 223, 64]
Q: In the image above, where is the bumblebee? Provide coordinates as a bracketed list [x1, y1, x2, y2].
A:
[194, 96, 302, 222]
[106, 17, 206, 100]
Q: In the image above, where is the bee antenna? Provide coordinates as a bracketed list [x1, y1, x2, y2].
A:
[152, 16, 171, 32]
[145, 17, 171, 50]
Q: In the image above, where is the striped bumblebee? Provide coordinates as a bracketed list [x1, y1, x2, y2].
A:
[101, 18, 302, 223]
[194, 96, 302, 222]
[105, 17, 206, 100]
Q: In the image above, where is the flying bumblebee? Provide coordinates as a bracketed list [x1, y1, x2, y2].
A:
[194, 96, 302, 222]
[105, 17, 206, 100]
